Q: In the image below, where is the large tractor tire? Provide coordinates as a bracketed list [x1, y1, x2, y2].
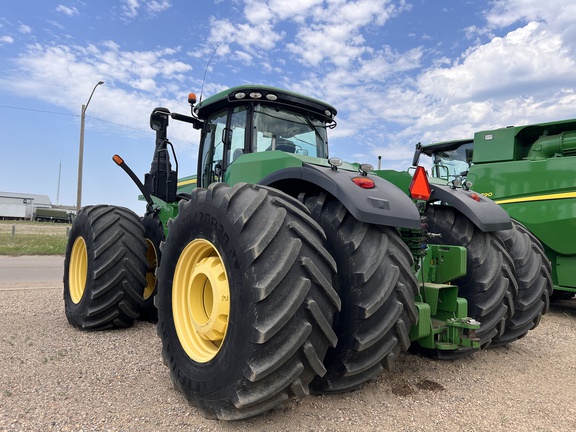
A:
[140, 212, 165, 322]
[303, 193, 419, 393]
[63, 205, 147, 330]
[492, 220, 552, 345]
[425, 205, 516, 347]
[155, 183, 340, 420]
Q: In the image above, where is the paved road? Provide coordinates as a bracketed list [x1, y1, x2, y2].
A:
[0, 255, 64, 290]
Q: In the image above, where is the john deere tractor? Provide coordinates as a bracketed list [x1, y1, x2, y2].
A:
[408, 122, 562, 346]
[64, 85, 522, 420]
[376, 157, 551, 348]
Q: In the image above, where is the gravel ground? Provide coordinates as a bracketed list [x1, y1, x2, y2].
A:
[1, 258, 576, 431]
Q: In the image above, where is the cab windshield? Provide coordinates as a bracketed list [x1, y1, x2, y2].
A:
[251, 104, 329, 158]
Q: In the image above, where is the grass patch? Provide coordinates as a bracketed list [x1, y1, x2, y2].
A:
[0, 221, 69, 255]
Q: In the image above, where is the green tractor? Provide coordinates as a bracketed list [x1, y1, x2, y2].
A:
[376, 160, 551, 348]
[415, 119, 573, 303]
[64, 85, 524, 420]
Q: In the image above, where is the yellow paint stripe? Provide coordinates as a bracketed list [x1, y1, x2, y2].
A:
[495, 191, 576, 205]
[177, 178, 197, 187]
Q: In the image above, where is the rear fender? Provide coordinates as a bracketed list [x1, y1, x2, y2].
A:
[430, 184, 511, 232]
[259, 164, 422, 229]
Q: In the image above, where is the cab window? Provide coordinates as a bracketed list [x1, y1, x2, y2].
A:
[432, 143, 474, 180]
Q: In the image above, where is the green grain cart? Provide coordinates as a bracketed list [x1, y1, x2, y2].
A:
[63, 85, 536, 420]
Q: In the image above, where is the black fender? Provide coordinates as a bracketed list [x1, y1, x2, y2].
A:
[430, 184, 512, 232]
[259, 164, 422, 229]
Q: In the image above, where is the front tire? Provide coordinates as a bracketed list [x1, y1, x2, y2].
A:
[156, 183, 340, 420]
[63, 205, 147, 330]
[304, 193, 419, 393]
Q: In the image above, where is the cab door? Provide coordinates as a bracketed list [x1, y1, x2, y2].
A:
[198, 106, 248, 187]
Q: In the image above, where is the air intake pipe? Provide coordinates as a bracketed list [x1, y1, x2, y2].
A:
[527, 131, 576, 160]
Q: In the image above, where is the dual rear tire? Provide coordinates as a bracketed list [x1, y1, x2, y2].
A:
[492, 220, 552, 345]
[425, 205, 513, 347]
[155, 185, 421, 415]
[303, 193, 419, 393]
[425, 206, 551, 349]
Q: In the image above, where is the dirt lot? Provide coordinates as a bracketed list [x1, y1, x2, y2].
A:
[1, 256, 575, 432]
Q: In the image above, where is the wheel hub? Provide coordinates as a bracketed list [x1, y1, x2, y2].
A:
[190, 256, 229, 340]
[144, 239, 158, 300]
[69, 236, 88, 304]
[173, 239, 230, 363]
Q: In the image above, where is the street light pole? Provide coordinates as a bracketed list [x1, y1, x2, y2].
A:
[76, 80, 104, 211]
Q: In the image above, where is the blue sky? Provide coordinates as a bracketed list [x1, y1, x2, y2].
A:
[1, 0, 575, 214]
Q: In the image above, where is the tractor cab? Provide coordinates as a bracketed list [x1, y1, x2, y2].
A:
[191, 86, 337, 188]
[415, 139, 474, 182]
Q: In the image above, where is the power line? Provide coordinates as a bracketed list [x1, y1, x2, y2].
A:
[0, 104, 76, 117]
[89, 115, 196, 145]
[89, 115, 155, 136]
[0, 103, 196, 145]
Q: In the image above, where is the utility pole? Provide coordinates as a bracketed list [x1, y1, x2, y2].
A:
[56, 159, 61, 205]
[76, 80, 104, 211]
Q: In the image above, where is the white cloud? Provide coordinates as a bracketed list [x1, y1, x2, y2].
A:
[0, 42, 195, 148]
[417, 22, 574, 102]
[121, 0, 172, 19]
[485, 0, 576, 58]
[207, 17, 283, 53]
[122, 0, 141, 18]
[349, 46, 423, 83]
[207, 0, 408, 69]
[0, 35, 14, 45]
[243, 0, 274, 24]
[46, 20, 65, 31]
[268, 0, 324, 21]
[286, 23, 369, 67]
[18, 24, 32, 34]
[56, 5, 79, 17]
[147, 0, 172, 14]
[284, 0, 409, 67]
[486, 0, 575, 29]
[233, 50, 254, 65]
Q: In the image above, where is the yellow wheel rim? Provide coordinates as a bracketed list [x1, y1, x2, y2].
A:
[144, 239, 158, 300]
[173, 239, 230, 363]
[69, 236, 88, 304]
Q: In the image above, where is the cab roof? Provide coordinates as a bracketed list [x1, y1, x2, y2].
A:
[195, 85, 337, 121]
[422, 139, 473, 156]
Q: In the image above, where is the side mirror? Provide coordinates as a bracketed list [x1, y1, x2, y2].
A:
[150, 107, 170, 132]
[412, 142, 422, 166]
